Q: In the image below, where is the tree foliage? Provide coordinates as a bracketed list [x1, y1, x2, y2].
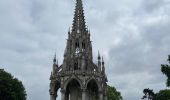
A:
[155, 89, 170, 100]
[107, 85, 123, 100]
[0, 69, 27, 100]
[141, 55, 170, 100]
[161, 55, 170, 87]
[142, 88, 155, 100]
[141, 89, 170, 100]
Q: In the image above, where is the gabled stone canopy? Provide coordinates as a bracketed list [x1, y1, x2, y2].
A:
[49, 0, 108, 100]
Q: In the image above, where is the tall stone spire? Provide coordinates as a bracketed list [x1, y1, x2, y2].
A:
[50, 1, 108, 100]
[61, 0, 93, 72]
[72, 0, 87, 33]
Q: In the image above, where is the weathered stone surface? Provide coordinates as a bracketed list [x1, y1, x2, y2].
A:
[49, 0, 108, 100]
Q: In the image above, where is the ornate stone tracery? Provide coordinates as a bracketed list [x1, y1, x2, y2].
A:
[49, 0, 108, 100]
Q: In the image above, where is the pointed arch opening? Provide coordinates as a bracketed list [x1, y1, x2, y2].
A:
[82, 40, 85, 50]
[86, 79, 99, 100]
[75, 39, 80, 49]
[65, 79, 82, 100]
[75, 39, 80, 55]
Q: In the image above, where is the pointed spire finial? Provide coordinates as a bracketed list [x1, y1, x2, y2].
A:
[72, 0, 86, 32]
[102, 56, 104, 65]
[98, 51, 101, 60]
[98, 51, 101, 72]
[68, 27, 70, 33]
[53, 53, 56, 63]
[57, 59, 58, 66]
[68, 27, 71, 38]
[101, 56, 105, 74]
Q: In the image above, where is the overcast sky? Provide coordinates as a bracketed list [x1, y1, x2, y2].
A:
[0, 0, 170, 100]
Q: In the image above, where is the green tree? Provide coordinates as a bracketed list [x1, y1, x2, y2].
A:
[0, 69, 27, 100]
[161, 55, 170, 87]
[142, 55, 170, 100]
[154, 89, 170, 100]
[107, 85, 123, 100]
[142, 88, 155, 100]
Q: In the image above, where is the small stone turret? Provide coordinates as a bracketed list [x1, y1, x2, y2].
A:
[98, 51, 101, 72]
[52, 53, 57, 75]
[102, 56, 105, 74]
[49, 0, 108, 100]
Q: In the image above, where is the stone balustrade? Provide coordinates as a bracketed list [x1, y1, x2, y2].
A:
[56, 70, 102, 77]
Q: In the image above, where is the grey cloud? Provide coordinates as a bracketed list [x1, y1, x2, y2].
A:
[1, 0, 170, 100]
[106, 0, 170, 99]
[141, 0, 166, 13]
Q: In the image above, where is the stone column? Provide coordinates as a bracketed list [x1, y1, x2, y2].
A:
[50, 94, 57, 100]
[104, 88, 107, 100]
[103, 93, 107, 100]
[82, 89, 86, 100]
[99, 91, 103, 100]
[65, 91, 69, 100]
[50, 81, 57, 100]
[61, 89, 65, 100]
[104, 95, 107, 100]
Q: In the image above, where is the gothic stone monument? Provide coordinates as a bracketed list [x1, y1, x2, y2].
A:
[49, 0, 108, 100]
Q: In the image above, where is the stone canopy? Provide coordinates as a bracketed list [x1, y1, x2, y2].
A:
[49, 0, 108, 100]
